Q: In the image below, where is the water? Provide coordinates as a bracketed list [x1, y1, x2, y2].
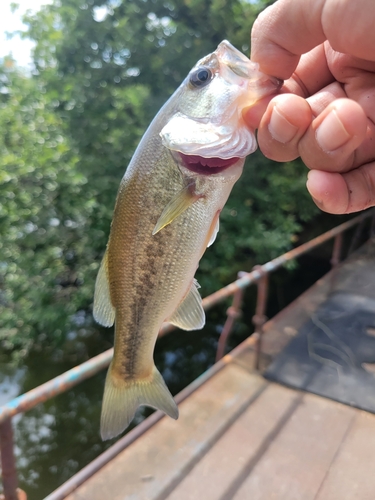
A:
[0, 254, 331, 499]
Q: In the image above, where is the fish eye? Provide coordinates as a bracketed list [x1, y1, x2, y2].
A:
[189, 66, 213, 88]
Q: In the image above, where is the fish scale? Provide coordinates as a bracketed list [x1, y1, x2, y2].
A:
[93, 40, 281, 440]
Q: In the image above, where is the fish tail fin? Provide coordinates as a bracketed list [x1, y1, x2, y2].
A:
[100, 364, 179, 440]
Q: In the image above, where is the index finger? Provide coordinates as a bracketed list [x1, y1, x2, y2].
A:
[251, 0, 375, 80]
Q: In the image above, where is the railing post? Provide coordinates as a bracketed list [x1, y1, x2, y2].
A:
[371, 211, 375, 236]
[0, 418, 25, 500]
[252, 266, 269, 371]
[348, 217, 366, 256]
[331, 233, 343, 268]
[215, 273, 244, 362]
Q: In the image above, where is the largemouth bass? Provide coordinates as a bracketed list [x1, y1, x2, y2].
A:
[94, 40, 281, 440]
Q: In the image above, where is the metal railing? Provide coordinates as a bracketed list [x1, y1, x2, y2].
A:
[1, 208, 374, 500]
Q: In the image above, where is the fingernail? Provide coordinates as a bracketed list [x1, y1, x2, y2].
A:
[268, 106, 298, 143]
[316, 110, 351, 152]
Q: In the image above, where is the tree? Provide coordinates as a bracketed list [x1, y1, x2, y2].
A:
[0, 0, 318, 358]
[0, 62, 94, 358]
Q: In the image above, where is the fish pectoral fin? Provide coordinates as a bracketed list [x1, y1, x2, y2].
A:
[93, 250, 115, 327]
[152, 182, 200, 235]
[168, 279, 205, 331]
[100, 364, 179, 440]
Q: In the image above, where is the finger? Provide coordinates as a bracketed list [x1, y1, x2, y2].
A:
[247, 93, 312, 162]
[299, 98, 368, 172]
[245, 44, 333, 132]
[283, 45, 333, 97]
[251, 0, 326, 79]
[242, 94, 279, 132]
[251, 0, 375, 80]
[320, 0, 375, 62]
[248, 90, 371, 167]
[307, 164, 375, 214]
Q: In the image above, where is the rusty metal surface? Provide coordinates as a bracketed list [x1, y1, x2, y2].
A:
[0, 209, 374, 499]
[0, 419, 19, 500]
[63, 361, 268, 500]
[315, 411, 375, 500]
[231, 393, 356, 500]
[44, 336, 257, 500]
[166, 383, 300, 500]
[46, 232, 375, 499]
[0, 350, 112, 426]
[252, 266, 269, 371]
[330, 233, 343, 267]
[215, 273, 244, 362]
[1, 210, 372, 427]
[0, 491, 27, 500]
[59, 378, 368, 500]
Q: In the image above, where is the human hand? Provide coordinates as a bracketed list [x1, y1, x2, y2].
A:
[244, 0, 375, 214]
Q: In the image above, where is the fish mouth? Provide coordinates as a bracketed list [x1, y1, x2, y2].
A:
[179, 153, 240, 175]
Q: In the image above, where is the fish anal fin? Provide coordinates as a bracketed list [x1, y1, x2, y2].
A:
[152, 181, 200, 235]
[93, 250, 115, 327]
[100, 365, 179, 440]
[168, 279, 205, 331]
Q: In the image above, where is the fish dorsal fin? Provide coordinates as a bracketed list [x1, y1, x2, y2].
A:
[93, 250, 115, 327]
[152, 182, 200, 235]
[207, 218, 220, 247]
[168, 279, 205, 331]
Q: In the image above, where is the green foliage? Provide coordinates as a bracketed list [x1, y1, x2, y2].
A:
[0, 64, 94, 357]
[0, 0, 318, 358]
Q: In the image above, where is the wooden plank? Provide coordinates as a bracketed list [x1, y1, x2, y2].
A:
[231, 392, 355, 500]
[66, 365, 267, 500]
[165, 384, 299, 500]
[316, 410, 375, 500]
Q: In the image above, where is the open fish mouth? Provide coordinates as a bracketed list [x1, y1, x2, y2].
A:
[179, 153, 240, 175]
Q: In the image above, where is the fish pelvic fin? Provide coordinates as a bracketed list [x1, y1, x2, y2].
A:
[93, 250, 115, 327]
[152, 181, 200, 235]
[168, 279, 205, 331]
[100, 364, 179, 440]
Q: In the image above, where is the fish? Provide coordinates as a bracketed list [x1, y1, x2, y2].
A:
[93, 40, 281, 440]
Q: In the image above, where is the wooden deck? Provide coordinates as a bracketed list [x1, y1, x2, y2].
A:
[66, 356, 375, 500]
[65, 240, 375, 500]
